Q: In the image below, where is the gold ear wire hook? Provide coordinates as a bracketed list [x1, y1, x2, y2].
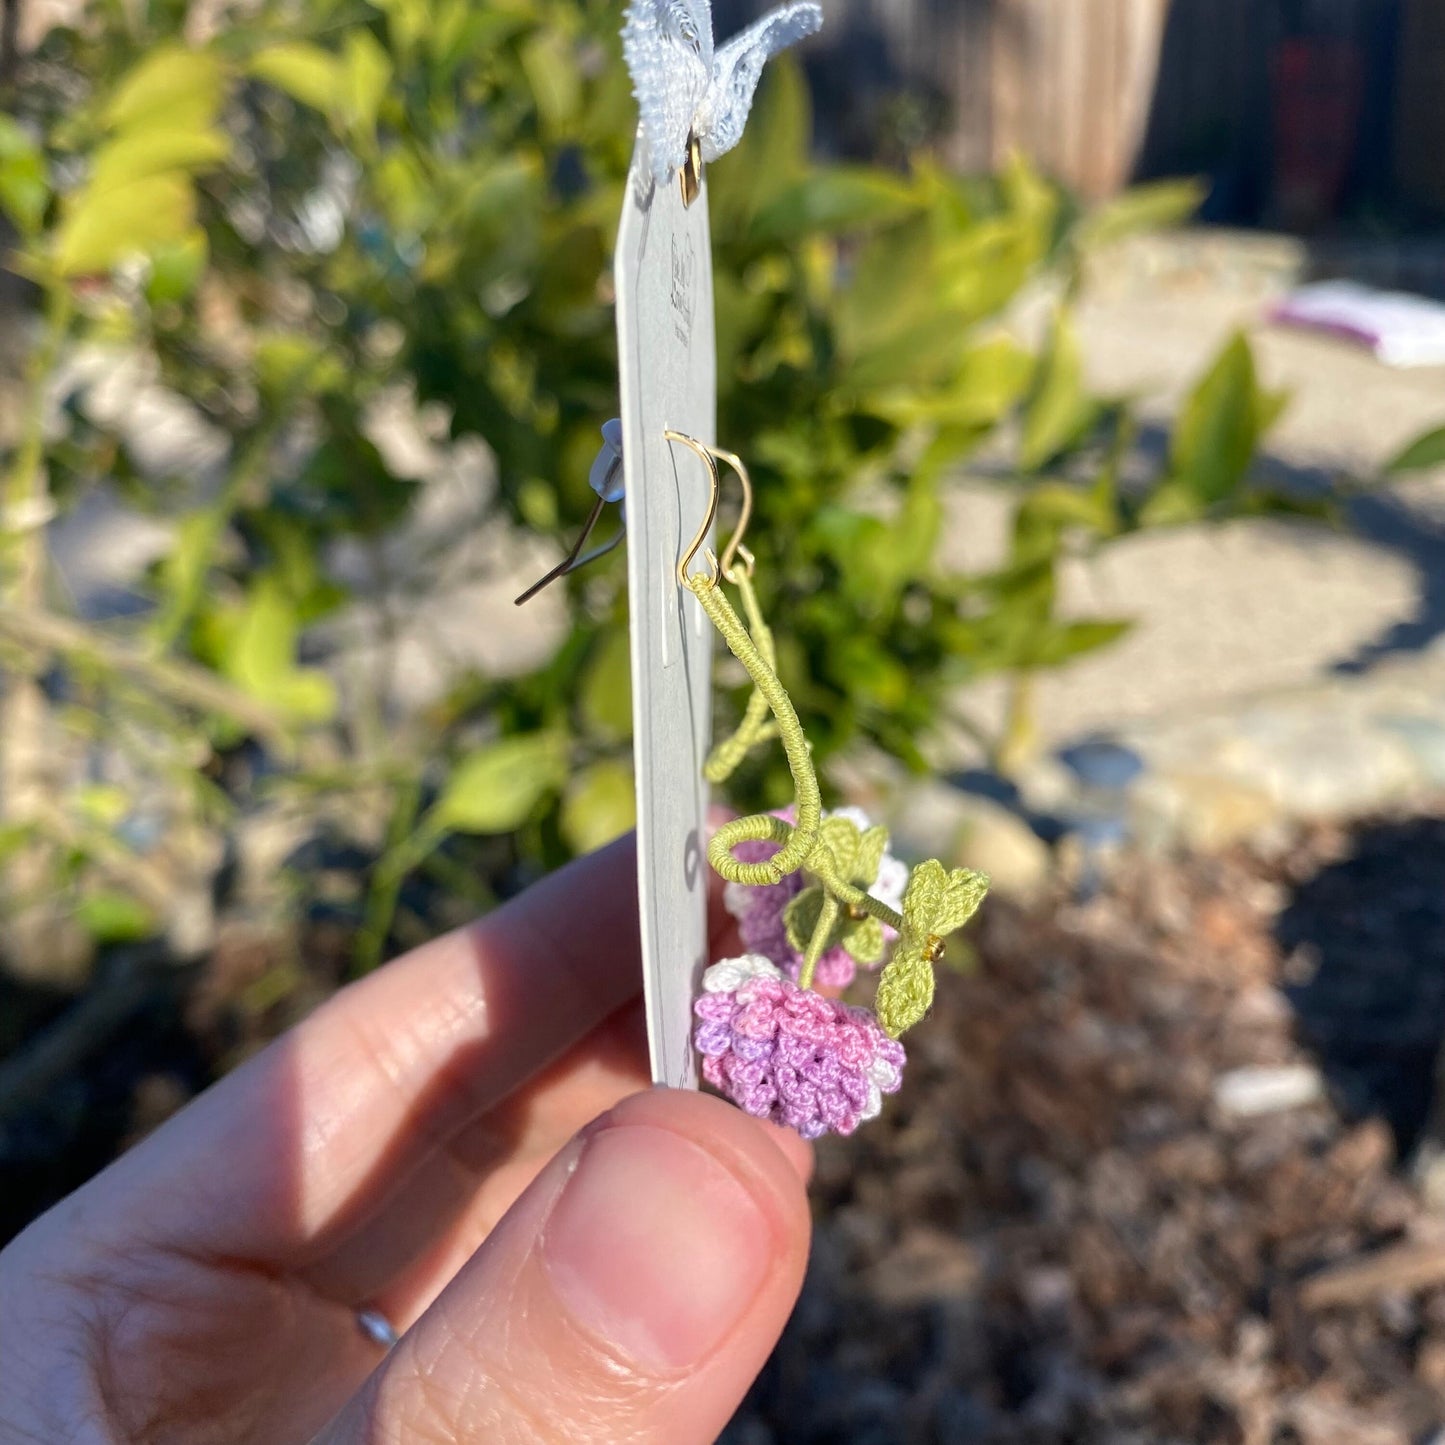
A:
[514, 493, 625, 606]
[666, 435, 755, 588]
[666, 430, 721, 587]
[704, 445, 754, 583]
[680, 132, 704, 207]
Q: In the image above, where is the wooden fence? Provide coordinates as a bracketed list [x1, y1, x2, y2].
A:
[718, 0, 1178, 197]
[718, 0, 1411, 209]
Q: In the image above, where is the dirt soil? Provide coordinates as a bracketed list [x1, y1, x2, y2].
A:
[7, 812, 1445, 1444]
[727, 812, 1445, 1445]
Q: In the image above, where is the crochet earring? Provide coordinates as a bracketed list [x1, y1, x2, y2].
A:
[668, 432, 992, 1141]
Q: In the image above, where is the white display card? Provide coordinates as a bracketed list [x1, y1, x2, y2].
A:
[615, 147, 717, 1089]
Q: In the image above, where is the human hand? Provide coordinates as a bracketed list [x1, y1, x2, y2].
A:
[0, 836, 812, 1443]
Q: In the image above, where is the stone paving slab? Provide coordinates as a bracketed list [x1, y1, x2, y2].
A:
[942, 497, 1430, 745]
[900, 230, 1445, 868]
[931, 231, 1445, 848]
[1072, 231, 1445, 476]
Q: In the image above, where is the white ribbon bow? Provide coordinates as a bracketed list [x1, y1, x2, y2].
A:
[622, 1, 824, 186]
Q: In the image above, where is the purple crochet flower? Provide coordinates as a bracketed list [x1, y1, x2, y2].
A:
[721, 807, 906, 988]
[693, 955, 907, 1141]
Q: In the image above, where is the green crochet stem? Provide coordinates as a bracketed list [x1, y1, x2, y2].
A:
[687, 539, 988, 1037]
[689, 573, 821, 884]
[799, 892, 840, 992]
[704, 566, 779, 784]
[689, 568, 909, 958]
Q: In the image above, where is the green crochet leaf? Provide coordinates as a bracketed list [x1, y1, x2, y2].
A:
[901, 859, 989, 938]
[879, 860, 991, 1037]
[784, 885, 829, 955]
[843, 913, 886, 966]
[855, 825, 888, 887]
[936, 866, 989, 932]
[900, 859, 945, 936]
[809, 813, 863, 881]
[876, 950, 935, 1038]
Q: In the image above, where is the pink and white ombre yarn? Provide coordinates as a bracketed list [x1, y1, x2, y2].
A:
[721, 807, 907, 988]
[693, 955, 907, 1141]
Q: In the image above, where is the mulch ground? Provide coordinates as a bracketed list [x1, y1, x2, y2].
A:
[8, 811, 1445, 1443]
[727, 813, 1445, 1445]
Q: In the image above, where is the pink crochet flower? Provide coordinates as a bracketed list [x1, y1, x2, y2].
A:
[721, 807, 906, 988]
[693, 955, 907, 1140]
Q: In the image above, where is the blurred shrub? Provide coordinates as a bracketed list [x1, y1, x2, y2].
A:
[0, 0, 1298, 972]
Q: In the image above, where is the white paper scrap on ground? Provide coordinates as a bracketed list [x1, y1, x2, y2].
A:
[1213, 1064, 1325, 1119]
[1271, 280, 1445, 368]
[616, 153, 716, 1090]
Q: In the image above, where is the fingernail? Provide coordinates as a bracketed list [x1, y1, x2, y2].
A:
[541, 1123, 775, 1371]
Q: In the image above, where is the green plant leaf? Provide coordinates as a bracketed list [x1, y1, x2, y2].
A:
[1136, 477, 1201, 527]
[579, 627, 632, 744]
[146, 226, 209, 304]
[954, 334, 1035, 426]
[1023, 617, 1133, 667]
[836, 214, 936, 362]
[1019, 480, 1118, 537]
[248, 43, 344, 113]
[372, 0, 431, 59]
[104, 45, 227, 133]
[75, 783, 130, 828]
[433, 732, 569, 834]
[1168, 332, 1284, 507]
[1388, 426, 1445, 475]
[1020, 310, 1097, 470]
[75, 890, 155, 944]
[0, 823, 33, 868]
[225, 576, 336, 724]
[0, 115, 48, 235]
[340, 30, 393, 137]
[88, 126, 230, 194]
[862, 333, 1034, 430]
[999, 152, 1060, 235]
[519, 28, 580, 139]
[53, 172, 194, 276]
[1075, 177, 1207, 254]
[254, 332, 345, 399]
[749, 167, 917, 243]
[560, 759, 635, 854]
[151, 509, 221, 646]
[935, 217, 1030, 314]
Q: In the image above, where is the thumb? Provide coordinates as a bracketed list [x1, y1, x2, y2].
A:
[318, 1089, 812, 1444]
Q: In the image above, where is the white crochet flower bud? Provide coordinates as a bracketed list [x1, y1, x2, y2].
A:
[701, 954, 781, 994]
